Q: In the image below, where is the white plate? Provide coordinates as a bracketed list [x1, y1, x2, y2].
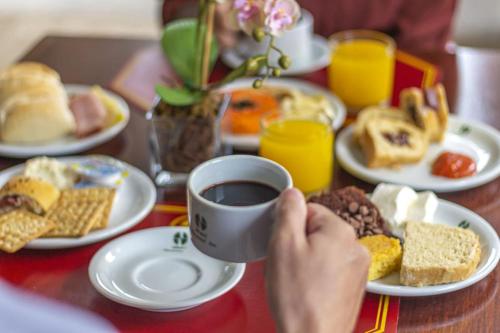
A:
[367, 199, 500, 297]
[0, 156, 156, 249]
[89, 227, 245, 311]
[0, 84, 130, 158]
[221, 35, 331, 76]
[220, 78, 346, 151]
[336, 116, 500, 192]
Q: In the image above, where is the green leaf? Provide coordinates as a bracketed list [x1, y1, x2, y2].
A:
[161, 18, 218, 87]
[155, 85, 202, 106]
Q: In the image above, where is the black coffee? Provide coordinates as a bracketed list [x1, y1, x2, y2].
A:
[200, 181, 280, 206]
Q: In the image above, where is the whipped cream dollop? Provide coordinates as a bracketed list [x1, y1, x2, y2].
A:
[370, 183, 438, 237]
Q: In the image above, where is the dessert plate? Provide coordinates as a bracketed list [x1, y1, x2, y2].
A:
[0, 156, 156, 249]
[336, 116, 500, 192]
[0, 84, 130, 158]
[221, 78, 346, 151]
[367, 199, 499, 297]
[221, 35, 331, 76]
[89, 227, 246, 311]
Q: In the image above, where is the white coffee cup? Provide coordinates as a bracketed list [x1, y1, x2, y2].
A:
[237, 9, 314, 68]
[187, 155, 293, 263]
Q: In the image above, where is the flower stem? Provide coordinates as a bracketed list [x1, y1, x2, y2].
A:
[201, 1, 216, 88]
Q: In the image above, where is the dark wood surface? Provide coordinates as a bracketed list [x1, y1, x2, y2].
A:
[8, 36, 500, 332]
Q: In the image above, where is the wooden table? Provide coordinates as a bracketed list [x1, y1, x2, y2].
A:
[4, 36, 500, 332]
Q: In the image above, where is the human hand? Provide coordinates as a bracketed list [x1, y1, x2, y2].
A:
[266, 188, 370, 333]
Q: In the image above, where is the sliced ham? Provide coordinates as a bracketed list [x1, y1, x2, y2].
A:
[69, 92, 107, 137]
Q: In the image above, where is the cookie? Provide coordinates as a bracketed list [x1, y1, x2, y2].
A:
[43, 201, 105, 237]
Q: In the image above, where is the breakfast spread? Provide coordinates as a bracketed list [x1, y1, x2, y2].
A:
[0, 157, 118, 253]
[401, 221, 481, 287]
[310, 183, 483, 288]
[0, 62, 123, 144]
[354, 84, 456, 170]
[222, 86, 335, 136]
[432, 151, 477, 179]
[308, 186, 386, 238]
[358, 235, 402, 281]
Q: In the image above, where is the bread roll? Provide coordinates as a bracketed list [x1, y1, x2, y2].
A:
[0, 62, 75, 143]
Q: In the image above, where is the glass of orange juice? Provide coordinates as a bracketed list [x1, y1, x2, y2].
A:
[259, 114, 334, 194]
[327, 30, 395, 115]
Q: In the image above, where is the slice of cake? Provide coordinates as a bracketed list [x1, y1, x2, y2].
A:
[360, 118, 428, 168]
[401, 221, 481, 287]
[359, 235, 402, 281]
[308, 186, 386, 238]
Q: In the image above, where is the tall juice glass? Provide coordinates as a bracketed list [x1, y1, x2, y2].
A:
[259, 115, 333, 194]
[327, 30, 395, 115]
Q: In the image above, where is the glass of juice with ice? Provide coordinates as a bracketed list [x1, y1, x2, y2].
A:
[259, 114, 333, 194]
[327, 30, 395, 115]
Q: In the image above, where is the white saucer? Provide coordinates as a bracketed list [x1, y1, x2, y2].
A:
[221, 35, 331, 76]
[0, 156, 156, 249]
[0, 85, 130, 158]
[220, 78, 346, 151]
[89, 227, 246, 311]
[336, 116, 500, 192]
[367, 198, 500, 297]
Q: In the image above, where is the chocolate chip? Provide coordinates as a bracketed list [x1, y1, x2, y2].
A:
[354, 214, 363, 221]
[359, 206, 369, 216]
[348, 202, 359, 213]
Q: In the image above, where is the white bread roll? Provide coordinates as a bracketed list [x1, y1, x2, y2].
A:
[0, 62, 76, 143]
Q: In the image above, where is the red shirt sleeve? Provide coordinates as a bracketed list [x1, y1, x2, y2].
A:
[396, 0, 457, 52]
[162, 0, 196, 25]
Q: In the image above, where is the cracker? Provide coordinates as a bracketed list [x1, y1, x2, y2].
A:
[59, 188, 115, 230]
[42, 201, 105, 237]
[0, 210, 54, 253]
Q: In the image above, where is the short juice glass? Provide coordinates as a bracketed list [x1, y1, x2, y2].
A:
[259, 115, 334, 194]
[327, 30, 395, 114]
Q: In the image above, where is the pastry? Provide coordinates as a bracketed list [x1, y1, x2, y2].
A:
[354, 106, 412, 144]
[400, 221, 481, 287]
[359, 118, 428, 168]
[400, 83, 449, 142]
[0, 176, 60, 215]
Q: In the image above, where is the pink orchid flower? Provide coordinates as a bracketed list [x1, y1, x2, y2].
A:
[264, 0, 300, 36]
[233, 0, 265, 35]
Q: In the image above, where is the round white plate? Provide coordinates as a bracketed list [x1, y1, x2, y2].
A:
[89, 227, 246, 311]
[336, 116, 500, 192]
[0, 84, 130, 158]
[220, 78, 346, 151]
[0, 156, 156, 249]
[221, 35, 331, 76]
[367, 199, 500, 297]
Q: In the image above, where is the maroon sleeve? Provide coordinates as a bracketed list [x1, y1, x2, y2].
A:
[162, 0, 197, 25]
[396, 0, 457, 52]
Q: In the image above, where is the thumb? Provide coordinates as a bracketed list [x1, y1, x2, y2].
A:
[272, 188, 307, 246]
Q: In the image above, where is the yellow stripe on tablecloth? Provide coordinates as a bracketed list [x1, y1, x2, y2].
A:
[154, 204, 187, 213]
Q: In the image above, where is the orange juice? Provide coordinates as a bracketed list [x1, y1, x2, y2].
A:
[259, 119, 333, 193]
[328, 31, 395, 112]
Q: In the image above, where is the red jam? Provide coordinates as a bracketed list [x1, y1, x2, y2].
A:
[432, 152, 477, 179]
